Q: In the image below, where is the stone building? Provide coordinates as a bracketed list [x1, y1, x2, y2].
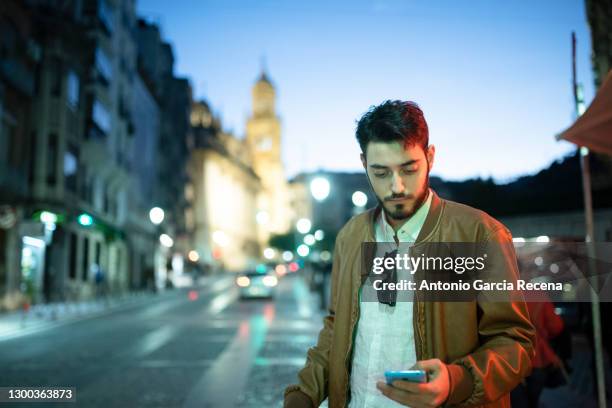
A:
[189, 101, 261, 272]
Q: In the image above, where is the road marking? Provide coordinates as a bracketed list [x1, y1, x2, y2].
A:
[131, 325, 177, 359]
[208, 289, 238, 314]
[183, 304, 275, 408]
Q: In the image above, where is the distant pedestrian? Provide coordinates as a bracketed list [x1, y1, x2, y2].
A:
[93, 264, 106, 299]
[511, 299, 566, 408]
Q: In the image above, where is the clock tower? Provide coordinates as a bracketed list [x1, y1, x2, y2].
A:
[246, 69, 290, 237]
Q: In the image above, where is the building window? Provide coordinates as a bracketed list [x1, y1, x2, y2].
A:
[95, 47, 112, 84]
[50, 57, 62, 97]
[0, 114, 12, 167]
[69, 233, 78, 280]
[47, 133, 57, 185]
[0, 18, 18, 58]
[78, 163, 88, 200]
[67, 70, 79, 109]
[98, 0, 114, 34]
[95, 241, 101, 265]
[103, 183, 109, 213]
[64, 144, 79, 192]
[92, 99, 111, 134]
[28, 131, 36, 186]
[82, 236, 89, 279]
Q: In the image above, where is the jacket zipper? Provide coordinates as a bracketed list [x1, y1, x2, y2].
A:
[345, 284, 362, 406]
[410, 245, 425, 360]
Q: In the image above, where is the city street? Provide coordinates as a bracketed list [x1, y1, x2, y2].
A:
[0, 273, 324, 408]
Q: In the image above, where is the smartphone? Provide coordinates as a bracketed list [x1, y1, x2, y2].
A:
[384, 370, 428, 385]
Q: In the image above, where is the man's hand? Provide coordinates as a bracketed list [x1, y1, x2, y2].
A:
[376, 359, 450, 408]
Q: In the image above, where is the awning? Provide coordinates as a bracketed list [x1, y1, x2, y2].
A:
[558, 69, 612, 155]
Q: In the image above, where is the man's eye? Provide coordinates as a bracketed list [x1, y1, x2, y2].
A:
[401, 168, 417, 175]
[373, 172, 388, 178]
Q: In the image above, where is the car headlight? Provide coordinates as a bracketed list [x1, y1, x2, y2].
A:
[236, 276, 250, 287]
[262, 275, 278, 287]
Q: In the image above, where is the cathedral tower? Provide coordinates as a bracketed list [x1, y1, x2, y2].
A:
[246, 69, 289, 238]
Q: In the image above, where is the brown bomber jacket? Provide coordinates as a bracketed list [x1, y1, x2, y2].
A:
[284, 190, 535, 407]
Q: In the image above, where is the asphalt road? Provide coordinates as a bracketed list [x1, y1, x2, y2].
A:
[0, 273, 323, 408]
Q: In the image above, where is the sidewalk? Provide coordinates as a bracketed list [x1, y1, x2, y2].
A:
[0, 289, 175, 341]
[0, 274, 232, 341]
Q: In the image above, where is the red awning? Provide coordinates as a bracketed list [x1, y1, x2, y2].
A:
[558, 70, 612, 156]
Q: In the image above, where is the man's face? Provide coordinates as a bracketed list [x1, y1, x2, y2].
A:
[361, 141, 435, 224]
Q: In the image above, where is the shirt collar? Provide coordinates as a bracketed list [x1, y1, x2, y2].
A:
[377, 189, 433, 243]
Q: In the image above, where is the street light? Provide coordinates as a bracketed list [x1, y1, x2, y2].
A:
[296, 218, 312, 234]
[352, 191, 368, 207]
[212, 230, 229, 247]
[304, 234, 316, 246]
[297, 244, 310, 257]
[40, 211, 58, 224]
[263, 247, 275, 260]
[188, 250, 200, 262]
[77, 213, 94, 227]
[149, 207, 165, 225]
[159, 234, 174, 248]
[310, 177, 330, 201]
[256, 210, 269, 225]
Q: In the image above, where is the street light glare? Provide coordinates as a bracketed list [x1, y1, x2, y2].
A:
[297, 244, 310, 257]
[77, 213, 94, 227]
[149, 207, 165, 225]
[256, 210, 269, 225]
[310, 177, 330, 201]
[159, 233, 174, 248]
[352, 191, 368, 207]
[304, 234, 316, 246]
[296, 218, 312, 234]
[212, 231, 229, 247]
[263, 247, 275, 259]
[40, 211, 58, 224]
[188, 250, 200, 262]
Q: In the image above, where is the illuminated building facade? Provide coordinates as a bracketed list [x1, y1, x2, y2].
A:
[189, 101, 261, 272]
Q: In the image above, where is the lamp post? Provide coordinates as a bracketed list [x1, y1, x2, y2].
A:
[149, 207, 169, 292]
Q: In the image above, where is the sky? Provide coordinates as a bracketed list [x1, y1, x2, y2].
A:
[138, 0, 596, 182]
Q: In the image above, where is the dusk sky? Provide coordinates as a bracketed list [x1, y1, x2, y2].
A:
[138, 0, 596, 182]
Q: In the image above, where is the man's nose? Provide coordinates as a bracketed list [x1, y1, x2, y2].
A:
[391, 173, 405, 194]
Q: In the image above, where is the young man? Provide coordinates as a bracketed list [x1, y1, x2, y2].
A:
[284, 101, 535, 408]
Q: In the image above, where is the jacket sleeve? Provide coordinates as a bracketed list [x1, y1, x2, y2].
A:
[445, 226, 536, 407]
[284, 231, 344, 408]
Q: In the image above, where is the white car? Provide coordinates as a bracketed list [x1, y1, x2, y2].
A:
[236, 271, 278, 299]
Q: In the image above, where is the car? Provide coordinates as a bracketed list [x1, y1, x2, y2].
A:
[236, 271, 278, 299]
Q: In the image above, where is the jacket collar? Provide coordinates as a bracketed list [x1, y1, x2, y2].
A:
[365, 189, 444, 244]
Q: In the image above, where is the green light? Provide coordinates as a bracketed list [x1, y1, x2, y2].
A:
[40, 211, 58, 224]
[256, 264, 267, 274]
[77, 213, 93, 227]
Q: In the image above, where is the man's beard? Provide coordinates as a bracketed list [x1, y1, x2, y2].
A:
[369, 172, 430, 222]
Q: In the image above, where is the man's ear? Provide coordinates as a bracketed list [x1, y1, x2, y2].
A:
[360, 153, 367, 170]
[426, 145, 435, 172]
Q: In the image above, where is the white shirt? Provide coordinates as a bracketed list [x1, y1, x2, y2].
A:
[349, 190, 432, 408]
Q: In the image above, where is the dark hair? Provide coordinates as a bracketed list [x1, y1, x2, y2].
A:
[355, 100, 429, 154]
